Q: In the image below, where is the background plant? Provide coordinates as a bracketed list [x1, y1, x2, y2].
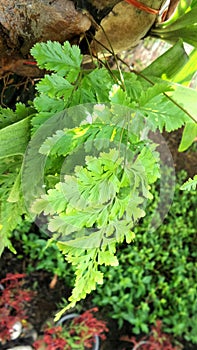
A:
[92, 171, 197, 342]
[14, 223, 74, 285]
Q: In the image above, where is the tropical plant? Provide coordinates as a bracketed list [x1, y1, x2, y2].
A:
[0, 3, 197, 321]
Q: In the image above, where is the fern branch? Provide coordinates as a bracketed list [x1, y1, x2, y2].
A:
[132, 70, 197, 124]
[91, 39, 197, 124]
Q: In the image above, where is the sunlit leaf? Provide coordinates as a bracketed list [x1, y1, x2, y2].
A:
[178, 122, 197, 151]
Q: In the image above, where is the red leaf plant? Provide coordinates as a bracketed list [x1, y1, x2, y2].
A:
[120, 321, 182, 350]
[0, 273, 33, 343]
[33, 307, 109, 350]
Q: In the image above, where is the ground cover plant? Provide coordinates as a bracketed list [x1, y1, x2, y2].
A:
[14, 223, 74, 286]
[0, 1, 196, 345]
[92, 172, 197, 342]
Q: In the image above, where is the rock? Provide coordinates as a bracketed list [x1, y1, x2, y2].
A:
[92, 0, 165, 53]
[0, 0, 91, 57]
[9, 322, 22, 340]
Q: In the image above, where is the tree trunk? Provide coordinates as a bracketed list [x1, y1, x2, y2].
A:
[0, 0, 167, 75]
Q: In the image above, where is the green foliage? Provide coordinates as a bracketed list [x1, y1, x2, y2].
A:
[30, 40, 196, 133]
[32, 147, 158, 237]
[0, 39, 196, 317]
[142, 40, 189, 81]
[0, 103, 35, 253]
[180, 175, 197, 190]
[32, 144, 159, 317]
[92, 172, 197, 342]
[151, 0, 197, 47]
[173, 48, 197, 86]
[0, 157, 27, 255]
[0, 117, 32, 159]
[31, 41, 82, 79]
[142, 41, 197, 124]
[14, 225, 74, 283]
[0, 103, 34, 130]
[0, 116, 33, 254]
[178, 121, 197, 151]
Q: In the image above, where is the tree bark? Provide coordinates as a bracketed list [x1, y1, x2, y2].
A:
[0, 0, 167, 75]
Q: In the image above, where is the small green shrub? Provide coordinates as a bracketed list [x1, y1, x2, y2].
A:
[14, 225, 74, 284]
[92, 172, 197, 343]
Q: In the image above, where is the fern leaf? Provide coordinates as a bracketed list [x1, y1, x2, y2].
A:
[139, 83, 173, 106]
[140, 96, 190, 132]
[36, 74, 73, 100]
[180, 175, 197, 190]
[31, 41, 82, 80]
